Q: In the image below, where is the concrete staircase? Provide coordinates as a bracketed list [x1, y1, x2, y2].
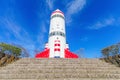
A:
[0, 58, 120, 80]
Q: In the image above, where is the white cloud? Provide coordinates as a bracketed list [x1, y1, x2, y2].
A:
[0, 1, 38, 57]
[46, 0, 55, 10]
[66, 0, 86, 23]
[67, 0, 86, 15]
[0, 15, 38, 57]
[37, 22, 48, 50]
[88, 17, 119, 30]
[41, 23, 47, 33]
[1, 17, 30, 42]
[0, 0, 49, 57]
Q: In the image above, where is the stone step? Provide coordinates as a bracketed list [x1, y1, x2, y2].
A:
[18, 58, 99, 60]
[0, 73, 120, 79]
[1, 66, 119, 70]
[9, 62, 110, 65]
[1, 65, 117, 69]
[0, 58, 120, 79]
[0, 69, 120, 74]
[1, 69, 120, 74]
[5, 64, 116, 68]
[0, 79, 120, 80]
[16, 60, 102, 62]
[14, 63, 111, 66]
[15, 62, 107, 64]
[16, 58, 102, 62]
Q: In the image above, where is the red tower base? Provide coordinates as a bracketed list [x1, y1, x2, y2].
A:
[35, 49, 78, 58]
[35, 49, 50, 58]
[64, 49, 78, 58]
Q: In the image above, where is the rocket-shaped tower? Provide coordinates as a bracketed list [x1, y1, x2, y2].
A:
[35, 9, 78, 58]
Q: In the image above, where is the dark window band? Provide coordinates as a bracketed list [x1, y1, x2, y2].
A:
[49, 31, 65, 37]
[51, 14, 64, 19]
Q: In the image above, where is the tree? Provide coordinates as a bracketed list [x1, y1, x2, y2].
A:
[101, 47, 110, 57]
[0, 43, 22, 57]
[19, 46, 30, 57]
[101, 43, 120, 57]
[117, 43, 120, 54]
[75, 48, 85, 58]
[10, 43, 30, 57]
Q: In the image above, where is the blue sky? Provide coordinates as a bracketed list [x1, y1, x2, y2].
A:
[0, 0, 120, 58]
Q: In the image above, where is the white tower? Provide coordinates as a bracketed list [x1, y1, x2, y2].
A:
[35, 9, 78, 58]
[48, 9, 66, 58]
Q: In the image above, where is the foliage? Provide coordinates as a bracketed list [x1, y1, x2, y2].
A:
[101, 43, 120, 57]
[100, 54, 120, 67]
[0, 43, 22, 57]
[6, 43, 30, 57]
[15, 44, 30, 57]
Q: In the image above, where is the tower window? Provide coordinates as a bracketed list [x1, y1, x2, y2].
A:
[60, 32, 62, 36]
[51, 14, 64, 20]
[54, 48, 60, 51]
[53, 32, 55, 35]
[49, 31, 65, 37]
[54, 44, 60, 46]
